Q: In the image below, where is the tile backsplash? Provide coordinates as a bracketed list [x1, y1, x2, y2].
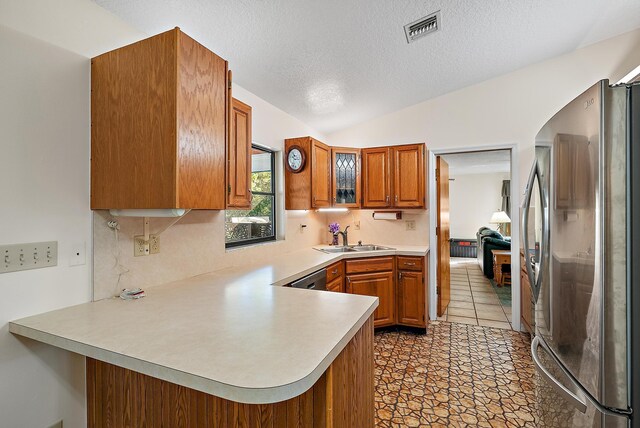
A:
[92, 209, 325, 300]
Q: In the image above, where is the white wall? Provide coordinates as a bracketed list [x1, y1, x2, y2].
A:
[448, 172, 510, 239]
[0, 25, 92, 428]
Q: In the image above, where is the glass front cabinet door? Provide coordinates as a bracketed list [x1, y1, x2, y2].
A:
[331, 147, 361, 208]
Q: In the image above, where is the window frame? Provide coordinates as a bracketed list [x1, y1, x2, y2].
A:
[225, 145, 277, 249]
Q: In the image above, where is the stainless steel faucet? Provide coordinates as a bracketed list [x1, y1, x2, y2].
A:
[338, 226, 350, 247]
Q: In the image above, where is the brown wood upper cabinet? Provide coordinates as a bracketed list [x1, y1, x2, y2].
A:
[91, 28, 228, 210]
[332, 147, 361, 208]
[284, 137, 331, 209]
[361, 144, 425, 209]
[227, 98, 252, 208]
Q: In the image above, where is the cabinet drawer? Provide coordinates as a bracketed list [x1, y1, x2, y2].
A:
[327, 276, 344, 293]
[397, 256, 423, 271]
[326, 261, 343, 283]
[345, 257, 394, 274]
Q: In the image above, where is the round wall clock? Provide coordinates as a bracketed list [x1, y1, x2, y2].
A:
[286, 145, 306, 173]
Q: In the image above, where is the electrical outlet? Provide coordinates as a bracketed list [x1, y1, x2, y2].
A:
[134, 236, 150, 257]
[149, 234, 160, 254]
[406, 220, 416, 231]
[69, 242, 86, 266]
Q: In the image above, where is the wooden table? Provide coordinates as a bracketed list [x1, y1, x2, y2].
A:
[492, 249, 511, 286]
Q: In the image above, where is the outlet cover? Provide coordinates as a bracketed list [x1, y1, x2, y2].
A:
[149, 234, 160, 254]
[134, 236, 150, 257]
[69, 242, 86, 266]
[406, 220, 416, 231]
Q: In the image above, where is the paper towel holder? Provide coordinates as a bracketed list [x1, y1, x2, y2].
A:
[372, 211, 403, 220]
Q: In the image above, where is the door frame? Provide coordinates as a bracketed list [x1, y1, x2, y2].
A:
[428, 144, 522, 331]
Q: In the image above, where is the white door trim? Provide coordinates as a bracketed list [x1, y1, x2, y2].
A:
[428, 144, 521, 331]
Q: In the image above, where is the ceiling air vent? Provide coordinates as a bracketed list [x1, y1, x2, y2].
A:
[404, 11, 441, 44]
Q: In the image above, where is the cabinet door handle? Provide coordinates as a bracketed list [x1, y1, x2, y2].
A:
[249, 190, 253, 202]
[399, 272, 403, 280]
[386, 195, 390, 204]
[395, 195, 398, 203]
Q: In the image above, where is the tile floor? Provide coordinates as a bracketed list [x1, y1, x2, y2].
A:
[374, 321, 536, 427]
[438, 257, 512, 330]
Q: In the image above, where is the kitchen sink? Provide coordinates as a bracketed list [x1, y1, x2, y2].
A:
[318, 247, 357, 253]
[351, 245, 395, 251]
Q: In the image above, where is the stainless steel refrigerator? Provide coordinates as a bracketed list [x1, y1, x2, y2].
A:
[522, 80, 639, 427]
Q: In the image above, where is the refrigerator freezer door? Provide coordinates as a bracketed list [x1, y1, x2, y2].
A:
[533, 336, 628, 428]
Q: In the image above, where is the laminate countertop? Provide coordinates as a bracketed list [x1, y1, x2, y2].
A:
[9, 245, 428, 404]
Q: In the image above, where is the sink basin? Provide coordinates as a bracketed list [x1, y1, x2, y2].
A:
[350, 245, 395, 251]
[317, 247, 357, 253]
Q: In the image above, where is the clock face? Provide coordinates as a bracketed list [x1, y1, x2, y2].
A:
[287, 147, 304, 172]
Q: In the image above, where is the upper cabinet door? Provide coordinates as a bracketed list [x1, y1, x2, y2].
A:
[361, 147, 391, 208]
[393, 144, 425, 208]
[311, 139, 332, 208]
[227, 97, 252, 208]
[91, 28, 228, 209]
[331, 148, 360, 208]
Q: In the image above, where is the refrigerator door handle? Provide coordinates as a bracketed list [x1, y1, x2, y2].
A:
[522, 162, 538, 298]
[531, 336, 588, 414]
[532, 337, 633, 418]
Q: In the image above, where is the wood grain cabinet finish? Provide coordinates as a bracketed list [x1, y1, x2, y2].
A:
[554, 133, 591, 210]
[397, 256, 427, 328]
[87, 316, 375, 428]
[345, 257, 394, 275]
[227, 98, 252, 208]
[311, 140, 332, 208]
[361, 144, 425, 209]
[284, 137, 332, 210]
[393, 144, 425, 208]
[346, 271, 395, 328]
[331, 147, 361, 208]
[91, 28, 228, 209]
[326, 261, 344, 293]
[361, 147, 392, 208]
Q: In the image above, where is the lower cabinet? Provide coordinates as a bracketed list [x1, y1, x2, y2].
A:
[396, 270, 425, 327]
[346, 271, 395, 327]
[326, 261, 344, 293]
[344, 255, 427, 329]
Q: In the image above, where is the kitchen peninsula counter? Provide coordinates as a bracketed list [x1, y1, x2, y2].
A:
[9, 245, 428, 426]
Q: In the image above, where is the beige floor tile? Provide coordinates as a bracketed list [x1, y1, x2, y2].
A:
[475, 302, 503, 312]
[449, 295, 474, 303]
[473, 295, 501, 304]
[448, 307, 477, 318]
[477, 308, 509, 322]
[477, 319, 512, 330]
[503, 306, 512, 314]
[447, 315, 478, 325]
[448, 300, 475, 309]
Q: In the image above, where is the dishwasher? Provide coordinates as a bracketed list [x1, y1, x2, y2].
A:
[287, 268, 327, 291]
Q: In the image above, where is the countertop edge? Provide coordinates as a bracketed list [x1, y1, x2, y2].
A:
[9, 298, 379, 404]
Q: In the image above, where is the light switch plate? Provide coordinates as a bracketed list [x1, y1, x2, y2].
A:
[1, 241, 58, 274]
[406, 220, 416, 231]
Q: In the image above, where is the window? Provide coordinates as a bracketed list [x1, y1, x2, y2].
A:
[225, 145, 276, 247]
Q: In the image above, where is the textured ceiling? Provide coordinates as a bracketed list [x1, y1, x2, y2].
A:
[93, 0, 640, 134]
[442, 150, 510, 176]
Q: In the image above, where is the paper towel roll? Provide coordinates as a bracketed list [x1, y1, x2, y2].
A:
[372, 211, 402, 220]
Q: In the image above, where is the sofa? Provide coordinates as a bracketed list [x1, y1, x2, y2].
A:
[476, 227, 511, 279]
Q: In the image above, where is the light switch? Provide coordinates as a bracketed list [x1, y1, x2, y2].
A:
[0, 241, 58, 274]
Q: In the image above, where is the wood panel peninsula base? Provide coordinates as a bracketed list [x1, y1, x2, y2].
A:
[86, 316, 374, 428]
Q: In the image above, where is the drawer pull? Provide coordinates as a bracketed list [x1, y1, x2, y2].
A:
[404, 262, 416, 266]
[331, 269, 338, 275]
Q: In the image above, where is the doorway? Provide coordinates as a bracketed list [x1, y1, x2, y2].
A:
[428, 146, 521, 331]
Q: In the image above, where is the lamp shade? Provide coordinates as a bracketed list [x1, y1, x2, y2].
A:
[489, 210, 511, 224]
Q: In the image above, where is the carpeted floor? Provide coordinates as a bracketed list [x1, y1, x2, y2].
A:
[374, 321, 537, 427]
